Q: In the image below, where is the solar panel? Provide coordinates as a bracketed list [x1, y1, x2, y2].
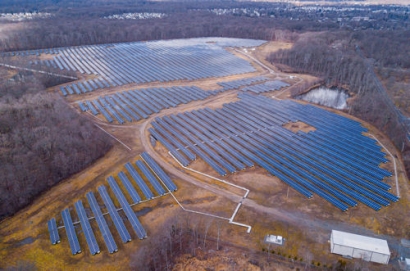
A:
[125, 162, 154, 199]
[93, 100, 113, 123]
[107, 176, 147, 239]
[98, 185, 132, 243]
[74, 200, 100, 255]
[61, 208, 81, 255]
[47, 218, 60, 245]
[135, 160, 166, 195]
[140, 152, 177, 191]
[60, 86, 68, 96]
[118, 171, 141, 204]
[86, 192, 118, 254]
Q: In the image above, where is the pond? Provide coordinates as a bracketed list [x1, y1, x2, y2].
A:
[297, 86, 349, 109]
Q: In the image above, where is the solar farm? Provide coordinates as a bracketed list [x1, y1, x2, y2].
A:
[0, 37, 407, 269]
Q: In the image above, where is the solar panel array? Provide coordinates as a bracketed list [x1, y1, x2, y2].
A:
[149, 93, 398, 211]
[3, 38, 265, 89]
[79, 86, 217, 124]
[60, 78, 111, 96]
[47, 153, 177, 255]
[242, 80, 290, 93]
[217, 76, 268, 90]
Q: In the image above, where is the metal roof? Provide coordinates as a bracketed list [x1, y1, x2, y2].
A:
[331, 230, 390, 255]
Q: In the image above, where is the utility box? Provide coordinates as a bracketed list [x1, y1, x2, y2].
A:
[264, 234, 283, 245]
[330, 230, 390, 265]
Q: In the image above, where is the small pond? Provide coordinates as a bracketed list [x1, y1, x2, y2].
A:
[297, 86, 349, 109]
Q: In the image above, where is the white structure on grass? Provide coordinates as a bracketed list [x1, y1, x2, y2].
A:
[264, 234, 283, 245]
[330, 230, 390, 265]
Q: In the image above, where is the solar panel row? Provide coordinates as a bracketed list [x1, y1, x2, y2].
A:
[98, 185, 132, 243]
[217, 76, 268, 90]
[118, 171, 141, 204]
[136, 161, 166, 196]
[74, 200, 101, 255]
[47, 218, 60, 245]
[86, 192, 118, 253]
[61, 209, 81, 255]
[140, 152, 177, 192]
[2, 48, 59, 57]
[241, 80, 290, 93]
[93, 99, 113, 123]
[125, 163, 154, 199]
[86, 100, 99, 115]
[107, 176, 147, 239]
[61, 78, 111, 95]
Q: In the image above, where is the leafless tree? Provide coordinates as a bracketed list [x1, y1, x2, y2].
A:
[203, 217, 214, 248]
[216, 219, 222, 251]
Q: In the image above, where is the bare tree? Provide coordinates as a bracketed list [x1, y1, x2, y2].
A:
[203, 217, 214, 248]
[216, 219, 222, 251]
[304, 251, 313, 271]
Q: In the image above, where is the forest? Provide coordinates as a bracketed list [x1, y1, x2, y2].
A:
[0, 69, 112, 219]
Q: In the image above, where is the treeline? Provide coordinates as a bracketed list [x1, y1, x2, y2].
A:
[268, 30, 410, 174]
[0, 12, 337, 52]
[0, 70, 113, 219]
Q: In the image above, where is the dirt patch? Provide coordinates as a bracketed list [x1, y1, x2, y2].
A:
[282, 121, 316, 134]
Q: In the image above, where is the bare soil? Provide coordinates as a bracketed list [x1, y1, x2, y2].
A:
[283, 121, 316, 133]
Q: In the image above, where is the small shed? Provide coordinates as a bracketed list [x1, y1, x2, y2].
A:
[264, 234, 283, 245]
[330, 230, 390, 265]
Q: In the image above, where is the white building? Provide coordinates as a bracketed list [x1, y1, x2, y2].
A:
[264, 234, 283, 245]
[330, 230, 390, 265]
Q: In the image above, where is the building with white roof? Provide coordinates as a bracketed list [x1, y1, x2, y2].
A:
[330, 230, 390, 265]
